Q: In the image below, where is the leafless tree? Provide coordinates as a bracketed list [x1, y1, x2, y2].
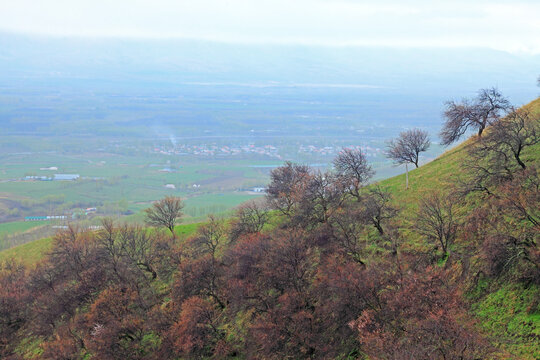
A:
[144, 196, 184, 237]
[192, 215, 227, 259]
[333, 148, 374, 201]
[266, 161, 311, 217]
[461, 108, 539, 196]
[440, 87, 511, 145]
[359, 186, 399, 236]
[386, 129, 430, 169]
[415, 191, 460, 259]
[230, 200, 269, 240]
[331, 204, 369, 265]
[486, 108, 539, 170]
[299, 170, 347, 226]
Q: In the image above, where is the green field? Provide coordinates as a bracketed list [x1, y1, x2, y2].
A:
[0, 220, 49, 238]
[0, 149, 269, 229]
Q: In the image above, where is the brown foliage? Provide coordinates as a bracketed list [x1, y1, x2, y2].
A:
[351, 267, 492, 359]
[169, 296, 226, 358]
[266, 161, 311, 217]
[0, 260, 31, 357]
[4, 143, 534, 358]
[83, 286, 148, 360]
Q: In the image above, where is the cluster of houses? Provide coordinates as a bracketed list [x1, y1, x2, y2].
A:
[23, 174, 80, 181]
[298, 144, 382, 157]
[24, 215, 67, 221]
[24, 208, 97, 222]
[149, 142, 388, 160]
[152, 143, 281, 159]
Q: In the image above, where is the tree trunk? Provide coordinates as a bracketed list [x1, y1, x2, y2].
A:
[373, 220, 384, 235]
[515, 148, 526, 169]
[477, 125, 485, 137]
[516, 155, 526, 169]
[405, 163, 409, 190]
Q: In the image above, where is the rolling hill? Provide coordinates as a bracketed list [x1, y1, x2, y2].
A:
[0, 97, 539, 359]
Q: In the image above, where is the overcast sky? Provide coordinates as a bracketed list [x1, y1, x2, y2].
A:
[1, 0, 539, 53]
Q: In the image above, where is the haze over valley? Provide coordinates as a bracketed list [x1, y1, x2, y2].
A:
[0, 1, 539, 357]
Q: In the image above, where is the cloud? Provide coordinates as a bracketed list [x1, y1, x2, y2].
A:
[0, 0, 539, 53]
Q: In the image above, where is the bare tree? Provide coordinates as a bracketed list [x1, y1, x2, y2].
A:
[416, 191, 460, 259]
[359, 186, 399, 236]
[487, 108, 539, 170]
[192, 215, 227, 258]
[440, 87, 511, 145]
[461, 108, 539, 196]
[299, 170, 347, 226]
[144, 196, 184, 237]
[386, 129, 430, 189]
[230, 200, 269, 240]
[333, 148, 374, 201]
[386, 129, 430, 169]
[331, 204, 369, 265]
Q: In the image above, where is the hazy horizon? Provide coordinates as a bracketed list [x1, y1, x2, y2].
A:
[1, 0, 540, 54]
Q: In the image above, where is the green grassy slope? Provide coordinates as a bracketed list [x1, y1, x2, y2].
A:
[0, 220, 49, 238]
[379, 97, 540, 207]
[377, 97, 540, 359]
[0, 236, 53, 267]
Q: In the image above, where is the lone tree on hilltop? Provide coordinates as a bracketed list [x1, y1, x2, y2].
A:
[333, 148, 374, 201]
[386, 129, 430, 169]
[145, 196, 184, 237]
[386, 129, 430, 189]
[440, 87, 511, 145]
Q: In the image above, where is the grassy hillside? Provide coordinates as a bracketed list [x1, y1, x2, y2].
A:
[0, 220, 49, 239]
[0, 97, 538, 359]
[380, 97, 540, 206]
[0, 236, 53, 267]
[378, 97, 540, 359]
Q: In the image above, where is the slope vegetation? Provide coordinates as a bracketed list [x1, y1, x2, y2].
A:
[0, 98, 538, 359]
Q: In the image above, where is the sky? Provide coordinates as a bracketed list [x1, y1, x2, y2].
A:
[0, 0, 540, 54]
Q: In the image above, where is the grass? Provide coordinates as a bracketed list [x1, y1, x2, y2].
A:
[472, 284, 540, 359]
[174, 222, 200, 239]
[0, 236, 53, 267]
[0, 220, 49, 238]
[3, 97, 539, 267]
[378, 97, 540, 211]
